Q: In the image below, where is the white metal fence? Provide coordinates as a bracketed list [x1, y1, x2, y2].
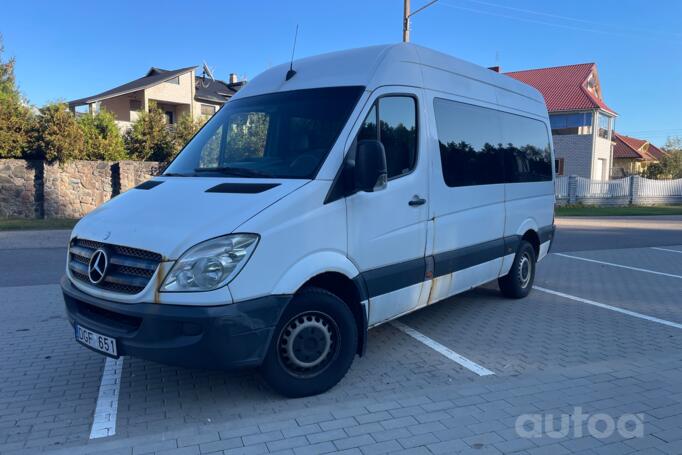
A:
[555, 176, 569, 198]
[639, 177, 682, 197]
[576, 176, 631, 198]
[556, 175, 682, 205]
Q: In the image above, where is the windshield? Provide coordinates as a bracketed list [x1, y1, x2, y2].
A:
[164, 86, 365, 179]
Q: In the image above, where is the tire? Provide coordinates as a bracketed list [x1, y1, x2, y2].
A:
[260, 287, 358, 398]
[498, 240, 536, 299]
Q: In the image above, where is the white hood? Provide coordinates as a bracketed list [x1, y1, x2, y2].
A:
[72, 177, 309, 259]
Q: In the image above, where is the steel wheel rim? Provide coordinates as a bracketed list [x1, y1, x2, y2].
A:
[518, 253, 532, 288]
[277, 311, 339, 378]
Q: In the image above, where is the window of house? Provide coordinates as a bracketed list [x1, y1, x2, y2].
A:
[598, 113, 611, 139]
[201, 104, 216, 116]
[166, 76, 180, 85]
[433, 98, 552, 187]
[555, 158, 565, 175]
[129, 99, 142, 111]
[357, 96, 417, 179]
[549, 112, 593, 135]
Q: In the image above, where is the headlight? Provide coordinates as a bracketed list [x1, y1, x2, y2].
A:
[160, 234, 259, 292]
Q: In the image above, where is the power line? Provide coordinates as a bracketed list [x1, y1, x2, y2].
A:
[438, 1, 680, 43]
[459, 0, 682, 40]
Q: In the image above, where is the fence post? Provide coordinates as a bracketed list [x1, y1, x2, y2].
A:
[568, 175, 577, 204]
[630, 175, 640, 206]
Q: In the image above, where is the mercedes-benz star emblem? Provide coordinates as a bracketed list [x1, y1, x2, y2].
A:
[88, 249, 109, 284]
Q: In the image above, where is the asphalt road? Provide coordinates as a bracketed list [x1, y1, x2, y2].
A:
[551, 216, 682, 252]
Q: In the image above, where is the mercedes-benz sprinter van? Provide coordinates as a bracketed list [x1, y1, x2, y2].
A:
[62, 43, 555, 397]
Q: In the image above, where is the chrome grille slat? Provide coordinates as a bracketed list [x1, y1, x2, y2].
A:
[109, 254, 158, 271]
[103, 272, 150, 288]
[68, 238, 162, 295]
[69, 245, 94, 259]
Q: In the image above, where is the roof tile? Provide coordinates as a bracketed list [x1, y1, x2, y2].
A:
[505, 63, 616, 115]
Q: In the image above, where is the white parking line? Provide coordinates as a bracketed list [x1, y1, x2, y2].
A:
[390, 321, 495, 376]
[89, 357, 124, 439]
[554, 253, 682, 280]
[652, 247, 682, 254]
[534, 286, 682, 330]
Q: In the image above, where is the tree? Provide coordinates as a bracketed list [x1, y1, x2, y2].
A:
[124, 102, 173, 161]
[32, 103, 85, 162]
[0, 34, 32, 158]
[79, 109, 127, 160]
[645, 136, 682, 179]
[171, 113, 204, 159]
[0, 34, 19, 101]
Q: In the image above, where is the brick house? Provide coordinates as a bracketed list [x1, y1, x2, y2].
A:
[505, 63, 617, 180]
[612, 132, 668, 177]
[69, 67, 245, 130]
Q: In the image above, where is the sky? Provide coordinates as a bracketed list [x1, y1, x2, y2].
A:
[2, 0, 681, 146]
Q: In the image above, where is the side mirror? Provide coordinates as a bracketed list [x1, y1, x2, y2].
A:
[355, 140, 387, 192]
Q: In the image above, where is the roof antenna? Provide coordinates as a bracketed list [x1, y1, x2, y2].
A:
[285, 25, 299, 81]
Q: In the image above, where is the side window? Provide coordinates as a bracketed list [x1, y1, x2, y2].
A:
[433, 98, 552, 186]
[433, 98, 504, 187]
[500, 114, 552, 182]
[357, 96, 417, 179]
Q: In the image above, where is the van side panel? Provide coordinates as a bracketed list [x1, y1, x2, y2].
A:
[424, 89, 506, 303]
[229, 180, 348, 302]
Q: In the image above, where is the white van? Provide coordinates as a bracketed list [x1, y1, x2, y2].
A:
[63, 44, 555, 397]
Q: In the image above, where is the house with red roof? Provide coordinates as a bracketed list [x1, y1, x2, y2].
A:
[505, 63, 617, 180]
[612, 132, 668, 177]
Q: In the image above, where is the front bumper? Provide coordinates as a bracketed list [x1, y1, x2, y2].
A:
[61, 276, 291, 370]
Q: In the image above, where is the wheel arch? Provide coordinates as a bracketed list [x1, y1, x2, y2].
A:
[271, 252, 368, 356]
[514, 218, 540, 258]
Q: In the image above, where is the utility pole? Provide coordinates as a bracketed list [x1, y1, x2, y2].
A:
[403, 0, 439, 43]
[403, 0, 410, 43]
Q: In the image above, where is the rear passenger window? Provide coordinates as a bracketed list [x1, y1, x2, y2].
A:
[500, 114, 553, 182]
[433, 98, 552, 187]
[357, 96, 417, 179]
[433, 99, 504, 186]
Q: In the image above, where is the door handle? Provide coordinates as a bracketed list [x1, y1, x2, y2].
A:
[408, 196, 426, 207]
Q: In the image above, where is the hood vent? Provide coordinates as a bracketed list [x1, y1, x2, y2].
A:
[206, 182, 280, 194]
[135, 180, 164, 190]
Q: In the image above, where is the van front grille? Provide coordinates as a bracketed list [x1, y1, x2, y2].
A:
[68, 238, 162, 295]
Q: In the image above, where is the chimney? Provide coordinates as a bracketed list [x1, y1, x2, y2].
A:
[229, 73, 238, 84]
[488, 66, 501, 73]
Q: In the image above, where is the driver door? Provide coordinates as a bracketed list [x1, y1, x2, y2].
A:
[346, 89, 430, 326]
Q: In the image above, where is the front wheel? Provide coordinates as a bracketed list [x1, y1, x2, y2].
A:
[498, 240, 536, 299]
[260, 287, 358, 397]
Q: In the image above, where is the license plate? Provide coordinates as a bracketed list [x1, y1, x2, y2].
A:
[75, 325, 118, 357]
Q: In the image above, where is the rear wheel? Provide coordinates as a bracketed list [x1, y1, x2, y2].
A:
[260, 287, 357, 397]
[498, 240, 536, 299]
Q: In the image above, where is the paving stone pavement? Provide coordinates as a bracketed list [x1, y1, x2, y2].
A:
[2, 230, 681, 454]
[39, 353, 682, 455]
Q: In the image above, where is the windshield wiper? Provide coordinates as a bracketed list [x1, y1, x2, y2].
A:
[194, 166, 272, 178]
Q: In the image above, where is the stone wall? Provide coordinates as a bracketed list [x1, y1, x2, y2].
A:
[0, 159, 42, 218]
[43, 161, 114, 219]
[0, 159, 161, 219]
[118, 161, 162, 193]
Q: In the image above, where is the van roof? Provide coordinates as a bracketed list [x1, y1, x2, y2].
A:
[233, 43, 547, 116]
